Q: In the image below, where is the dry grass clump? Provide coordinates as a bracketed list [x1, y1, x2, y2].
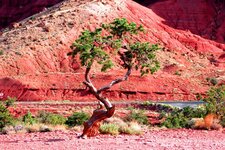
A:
[1, 126, 16, 134]
[119, 121, 142, 135]
[99, 123, 120, 135]
[70, 126, 83, 132]
[25, 123, 68, 133]
[2, 124, 27, 134]
[25, 123, 50, 133]
[100, 117, 143, 135]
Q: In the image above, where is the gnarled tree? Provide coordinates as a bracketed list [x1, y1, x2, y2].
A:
[68, 18, 160, 138]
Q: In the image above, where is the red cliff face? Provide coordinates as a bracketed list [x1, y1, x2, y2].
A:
[149, 0, 225, 43]
[0, 0, 224, 102]
[0, 0, 63, 30]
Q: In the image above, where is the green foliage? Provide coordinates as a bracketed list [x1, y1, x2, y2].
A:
[141, 101, 174, 112]
[68, 18, 160, 75]
[174, 71, 181, 76]
[5, 96, 16, 108]
[23, 112, 36, 125]
[129, 42, 160, 75]
[125, 109, 149, 125]
[161, 106, 207, 128]
[0, 102, 14, 131]
[99, 123, 119, 135]
[221, 117, 225, 127]
[203, 85, 225, 116]
[206, 77, 218, 86]
[0, 97, 16, 131]
[37, 111, 66, 125]
[65, 112, 90, 127]
[102, 18, 144, 37]
[0, 50, 3, 55]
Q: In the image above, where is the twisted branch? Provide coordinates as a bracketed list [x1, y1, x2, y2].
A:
[97, 66, 132, 93]
[83, 64, 132, 110]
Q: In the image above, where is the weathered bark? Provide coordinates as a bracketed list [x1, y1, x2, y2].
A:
[79, 105, 115, 138]
[79, 66, 131, 138]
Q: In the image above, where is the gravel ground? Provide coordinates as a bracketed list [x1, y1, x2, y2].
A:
[0, 129, 225, 150]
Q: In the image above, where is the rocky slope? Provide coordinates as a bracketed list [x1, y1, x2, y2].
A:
[0, 0, 224, 102]
[0, 0, 64, 30]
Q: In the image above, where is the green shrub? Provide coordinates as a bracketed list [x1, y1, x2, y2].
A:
[23, 112, 36, 125]
[141, 101, 175, 112]
[203, 85, 225, 126]
[37, 111, 66, 125]
[161, 109, 188, 128]
[206, 77, 218, 86]
[0, 102, 14, 131]
[221, 116, 225, 127]
[160, 106, 207, 128]
[65, 112, 90, 127]
[5, 96, 16, 108]
[99, 123, 119, 135]
[0, 50, 3, 55]
[125, 109, 149, 125]
[174, 71, 181, 76]
[203, 85, 225, 116]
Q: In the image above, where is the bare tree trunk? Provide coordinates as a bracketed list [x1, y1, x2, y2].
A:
[79, 66, 131, 138]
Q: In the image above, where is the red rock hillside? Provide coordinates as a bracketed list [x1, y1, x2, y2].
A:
[0, 0, 224, 102]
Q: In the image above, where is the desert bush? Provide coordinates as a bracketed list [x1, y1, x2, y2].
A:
[119, 122, 142, 135]
[22, 112, 37, 125]
[203, 85, 225, 126]
[0, 102, 14, 131]
[37, 111, 66, 125]
[13, 124, 26, 133]
[203, 85, 225, 116]
[99, 123, 119, 135]
[221, 117, 225, 127]
[160, 106, 207, 128]
[4, 97, 16, 108]
[104, 117, 142, 135]
[206, 77, 218, 86]
[25, 123, 52, 133]
[141, 101, 175, 112]
[1, 126, 15, 134]
[65, 112, 90, 127]
[125, 109, 149, 125]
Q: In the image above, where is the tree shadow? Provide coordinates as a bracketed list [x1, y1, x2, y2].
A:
[0, 77, 40, 101]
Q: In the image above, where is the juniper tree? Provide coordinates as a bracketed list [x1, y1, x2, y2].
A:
[68, 18, 160, 138]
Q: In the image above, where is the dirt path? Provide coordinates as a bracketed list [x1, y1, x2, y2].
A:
[0, 129, 225, 150]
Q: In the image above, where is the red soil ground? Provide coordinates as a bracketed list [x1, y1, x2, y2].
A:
[0, 129, 225, 150]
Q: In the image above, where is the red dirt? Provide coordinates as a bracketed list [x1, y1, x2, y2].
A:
[0, 129, 225, 150]
[0, 0, 225, 102]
